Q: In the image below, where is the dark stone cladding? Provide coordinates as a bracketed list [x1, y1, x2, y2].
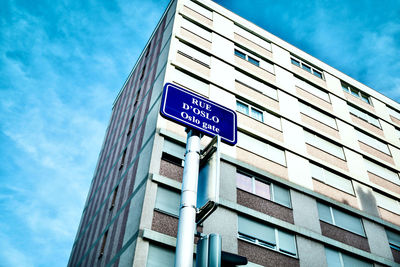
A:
[391, 248, 400, 264]
[320, 221, 370, 252]
[238, 240, 300, 267]
[237, 189, 294, 224]
[151, 210, 203, 243]
[159, 159, 184, 182]
[152, 210, 179, 238]
[68, 13, 167, 267]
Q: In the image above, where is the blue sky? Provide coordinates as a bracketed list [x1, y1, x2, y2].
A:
[0, 0, 399, 266]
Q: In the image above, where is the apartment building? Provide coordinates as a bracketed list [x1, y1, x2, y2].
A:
[68, 0, 400, 266]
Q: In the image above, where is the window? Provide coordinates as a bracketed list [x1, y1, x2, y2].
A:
[236, 100, 281, 130]
[147, 244, 175, 267]
[317, 202, 365, 236]
[181, 18, 212, 41]
[386, 229, 400, 251]
[304, 131, 345, 159]
[348, 104, 380, 128]
[155, 186, 180, 216]
[145, 43, 151, 58]
[236, 100, 262, 122]
[162, 152, 183, 166]
[140, 64, 146, 80]
[163, 140, 185, 164]
[310, 164, 353, 194]
[98, 230, 108, 259]
[177, 41, 210, 67]
[364, 158, 400, 185]
[238, 216, 297, 256]
[247, 56, 259, 66]
[235, 49, 259, 66]
[173, 68, 209, 96]
[184, 0, 213, 19]
[295, 77, 330, 102]
[234, 49, 246, 60]
[237, 132, 286, 165]
[356, 130, 390, 154]
[119, 148, 127, 170]
[291, 58, 300, 67]
[291, 57, 324, 79]
[341, 82, 371, 105]
[234, 24, 272, 51]
[300, 102, 337, 129]
[374, 191, 400, 214]
[134, 89, 141, 107]
[325, 247, 372, 267]
[109, 186, 118, 210]
[236, 171, 291, 207]
[235, 69, 278, 100]
[127, 116, 135, 136]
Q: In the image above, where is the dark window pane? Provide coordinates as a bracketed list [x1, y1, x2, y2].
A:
[161, 152, 182, 166]
[291, 58, 300, 67]
[236, 101, 249, 115]
[342, 84, 350, 92]
[351, 88, 359, 97]
[361, 93, 370, 104]
[237, 172, 252, 192]
[313, 70, 323, 79]
[248, 56, 259, 66]
[251, 108, 263, 122]
[235, 49, 246, 59]
[302, 64, 312, 73]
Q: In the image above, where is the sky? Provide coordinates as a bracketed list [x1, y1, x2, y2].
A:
[0, 0, 399, 266]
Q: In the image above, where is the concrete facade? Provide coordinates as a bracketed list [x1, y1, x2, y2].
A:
[69, 0, 400, 266]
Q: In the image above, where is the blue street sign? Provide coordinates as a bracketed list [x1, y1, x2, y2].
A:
[160, 83, 237, 145]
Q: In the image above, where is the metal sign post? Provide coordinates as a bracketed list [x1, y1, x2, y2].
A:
[175, 129, 201, 267]
[160, 83, 237, 267]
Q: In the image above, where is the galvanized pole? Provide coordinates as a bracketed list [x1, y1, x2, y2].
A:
[175, 129, 201, 267]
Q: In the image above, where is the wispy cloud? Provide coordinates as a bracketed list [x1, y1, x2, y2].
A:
[0, 0, 169, 265]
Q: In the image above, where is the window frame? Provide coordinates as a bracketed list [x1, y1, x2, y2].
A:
[317, 202, 366, 236]
[348, 104, 381, 129]
[290, 57, 324, 79]
[341, 82, 372, 105]
[234, 49, 260, 66]
[236, 171, 291, 208]
[238, 216, 297, 257]
[236, 100, 263, 122]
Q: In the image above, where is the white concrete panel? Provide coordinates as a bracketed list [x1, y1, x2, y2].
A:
[212, 12, 234, 39]
[282, 120, 305, 154]
[336, 120, 358, 149]
[278, 90, 301, 122]
[271, 43, 291, 70]
[275, 66, 296, 95]
[330, 94, 351, 122]
[324, 72, 342, 96]
[373, 97, 391, 121]
[381, 121, 400, 147]
[209, 84, 236, 157]
[202, 208, 238, 253]
[345, 149, 369, 183]
[287, 152, 313, 189]
[210, 57, 235, 91]
[212, 33, 234, 64]
[297, 237, 327, 267]
[364, 220, 394, 260]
